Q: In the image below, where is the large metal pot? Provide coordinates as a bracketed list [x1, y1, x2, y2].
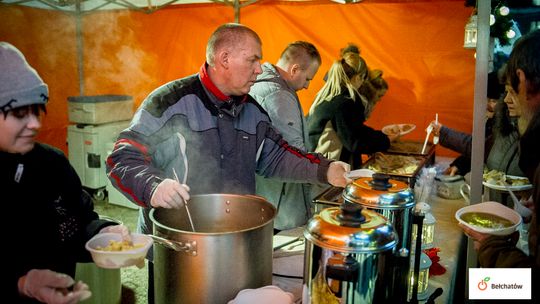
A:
[149, 194, 276, 304]
[303, 202, 398, 303]
[342, 173, 415, 302]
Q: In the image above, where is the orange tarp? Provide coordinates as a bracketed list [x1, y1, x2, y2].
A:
[0, 0, 472, 157]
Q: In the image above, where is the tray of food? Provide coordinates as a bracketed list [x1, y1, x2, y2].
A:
[362, 152, 430, 187]
[387, 140, 435, 156]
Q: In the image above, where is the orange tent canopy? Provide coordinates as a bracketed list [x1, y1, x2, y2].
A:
[0, 0, 473, 157]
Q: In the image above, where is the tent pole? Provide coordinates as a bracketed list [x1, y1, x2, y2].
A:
[465, 0, 490, 300]
[76, 0, 84, 96]
[234, 0, 240, 23]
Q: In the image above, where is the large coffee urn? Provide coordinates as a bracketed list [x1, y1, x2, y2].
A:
[342, 173, 415, 302]
[303, 200, 398, 303]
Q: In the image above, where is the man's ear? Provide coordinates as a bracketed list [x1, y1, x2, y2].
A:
[290, 63, 301, 77]
[216, 50, 229, 69]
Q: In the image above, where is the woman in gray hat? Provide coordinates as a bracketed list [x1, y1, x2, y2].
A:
[0, 42, 129, 304]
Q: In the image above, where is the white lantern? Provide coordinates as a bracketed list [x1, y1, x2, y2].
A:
[464, 15, 478, 49]
[411, 202, 436, 249]
[409, 252, 433, 300]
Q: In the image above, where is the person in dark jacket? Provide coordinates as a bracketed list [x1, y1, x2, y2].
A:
[106, 23, 350, 303]
[0, 42, 128, 304]
[431, 70, 506, 176]
[459, 29, 540, 302]
[307, 50, 397, 169]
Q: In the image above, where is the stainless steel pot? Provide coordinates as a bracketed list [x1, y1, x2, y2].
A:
[342, 173, 415, 301]
[303, 203, 397, 303]
[149, 194, 276, 304]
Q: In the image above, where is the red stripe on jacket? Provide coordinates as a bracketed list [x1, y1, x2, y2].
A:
[107, 139, 151, 207]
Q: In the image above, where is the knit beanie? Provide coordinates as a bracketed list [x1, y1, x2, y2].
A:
[0, 42, 48, 113]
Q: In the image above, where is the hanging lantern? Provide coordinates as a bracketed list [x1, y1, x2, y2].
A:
[464, 14, 478, 49]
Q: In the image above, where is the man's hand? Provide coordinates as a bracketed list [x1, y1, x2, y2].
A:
[150, 179, 190, 209]
[18, 269, 92, 304]
[327, 161, 351, 188]
[387, 133, 401, 143]
[444, 165, 459, 176]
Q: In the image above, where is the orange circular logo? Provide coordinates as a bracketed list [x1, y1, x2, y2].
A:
[478, 280, 488, 291]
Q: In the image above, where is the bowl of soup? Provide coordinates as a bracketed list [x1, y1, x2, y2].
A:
[455, 201, 522, 236]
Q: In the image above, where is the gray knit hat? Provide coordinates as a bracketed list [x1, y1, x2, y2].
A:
[0, 42, 48, 113]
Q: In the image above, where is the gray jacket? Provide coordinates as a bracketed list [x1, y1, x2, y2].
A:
[107, 66, 331, 239]
[439, 125, 524, 204]
[249, 63, 314, 230]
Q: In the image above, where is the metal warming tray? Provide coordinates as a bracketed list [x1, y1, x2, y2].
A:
[387, 140, 436, 166]
[312, 186, 344, 210]
[362, 152, 431, 188]
[313, 141, 435, 208]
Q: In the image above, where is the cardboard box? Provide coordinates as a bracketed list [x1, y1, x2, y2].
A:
[68, 95, 133, 124]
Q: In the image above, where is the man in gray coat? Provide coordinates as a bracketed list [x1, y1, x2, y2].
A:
[249, 41, 321, 231]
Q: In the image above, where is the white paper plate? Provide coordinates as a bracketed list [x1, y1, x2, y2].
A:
[382, 123, 416, 136]
[346, 169, 375, 179]
[482, 175, 533, 192]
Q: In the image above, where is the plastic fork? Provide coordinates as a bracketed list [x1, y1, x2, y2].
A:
[504, 183, 532, 218]
[433, 113, 439, 145]
[421, 124, 433, 154]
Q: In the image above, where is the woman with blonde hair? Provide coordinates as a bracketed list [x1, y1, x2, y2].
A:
[307, 51, 396, 169]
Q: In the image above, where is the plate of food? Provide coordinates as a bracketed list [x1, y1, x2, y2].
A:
[482, 169, 532, 191]
[382, 123, 416, 137]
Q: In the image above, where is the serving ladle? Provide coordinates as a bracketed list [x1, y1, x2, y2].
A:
[173, 168, 195, 232]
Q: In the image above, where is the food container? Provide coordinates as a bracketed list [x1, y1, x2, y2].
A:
[68, 95, 133, 124]
[342, 173, 415, 301]
[388, 140, 436, 159]
[303, 202, 397, 303]
[455, 201, 522, 236]
[362, 152, 432, 188]
[85, 233, 153, 269]
[435, 174, 465, 199]
[150, 194, 276, 304]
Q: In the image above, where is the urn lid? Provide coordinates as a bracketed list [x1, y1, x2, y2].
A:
[343, 173, 415, 210]
[304, 204, 397, 253]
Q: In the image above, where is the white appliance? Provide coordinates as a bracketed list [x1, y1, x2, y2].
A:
[67, 121, 130, 201]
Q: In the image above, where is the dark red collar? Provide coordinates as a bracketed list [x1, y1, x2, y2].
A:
[199, 63, 247, 103]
